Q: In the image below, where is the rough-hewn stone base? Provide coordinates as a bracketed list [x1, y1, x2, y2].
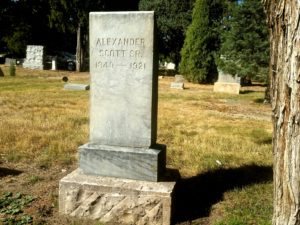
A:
[213, 82, 240, 94]
[59, 169, 175, 225]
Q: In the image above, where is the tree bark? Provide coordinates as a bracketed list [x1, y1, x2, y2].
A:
[76, 24, 83, 72]
[263, 0, 300, 224]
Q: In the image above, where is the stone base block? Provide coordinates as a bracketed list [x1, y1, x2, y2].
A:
[59, 169, 176, 225]
[79, 143, 166, 182]
[213, 82, 240, 94]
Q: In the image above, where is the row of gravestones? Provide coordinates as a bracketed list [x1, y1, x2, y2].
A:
[169, 72, 241, 94]
[4, 45, 57, 70]
[10, 45, 241, 94]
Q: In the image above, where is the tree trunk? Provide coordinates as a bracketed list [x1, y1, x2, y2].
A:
[263, 0, 300, 224]
[76, 24, 83, 72]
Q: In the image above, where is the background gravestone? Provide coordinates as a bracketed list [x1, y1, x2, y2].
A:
[170, 74, 185, 89]
[23, 45, 44, 70]
[214, 69, 241, 94]
[59, 12, 176, 225]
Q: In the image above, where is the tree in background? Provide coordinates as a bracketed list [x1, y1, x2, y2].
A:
[263, 0, 300, 224]
[139, 0, 193, 66]
[49, 0, 105, 71]
[217, 0, 269, 82]
[179, 0, 225, 83]
[0, 0, 50, 57]
[49, 0, 140, 71]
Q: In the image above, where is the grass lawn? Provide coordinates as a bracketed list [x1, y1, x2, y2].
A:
[0, 65, 273, 225]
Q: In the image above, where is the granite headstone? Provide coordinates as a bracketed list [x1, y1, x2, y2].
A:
[79, 11, 165, 182]
[214, 69, 241, 94]
[59, 11, 175, 225]
[170, 74, 185, 89]
[23, 45, 44, 70]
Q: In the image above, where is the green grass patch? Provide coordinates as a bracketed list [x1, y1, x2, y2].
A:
[0, 192, 36, 225]
[215, 182, 272, 225]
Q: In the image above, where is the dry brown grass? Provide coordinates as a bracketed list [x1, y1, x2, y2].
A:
[0, 67, 273, 224]
[158, 77, 272, 177]
[0, 65, 89, 167]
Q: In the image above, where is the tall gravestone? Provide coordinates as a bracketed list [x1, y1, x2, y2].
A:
[59, 12, 176, 225]
[23, 45, 44, 70]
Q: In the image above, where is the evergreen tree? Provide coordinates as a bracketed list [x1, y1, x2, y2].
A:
[217, 0, 269, 82]
[139, 0, 193, 65]
[179, 0, 225, 83]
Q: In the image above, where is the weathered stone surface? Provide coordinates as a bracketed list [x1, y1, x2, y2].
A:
[89, 12, 157, 148]
[213, 82, 240, 94]
[217, 70, 241, 84]
[174, 75, 185, 83]
[64, 83, 90, 91]
[59, 12, 174, 224]
[59, 169, 175, 225]
[23, 45, 44, 70]
[170, 82, 184, 89]
[79, 144, 166, 182]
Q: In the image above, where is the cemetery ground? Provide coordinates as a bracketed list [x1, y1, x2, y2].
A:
[0, 65, 272, 225]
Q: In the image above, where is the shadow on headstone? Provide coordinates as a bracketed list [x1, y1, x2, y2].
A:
[0, 68, 4, 77]
[172, 164, 273, 223]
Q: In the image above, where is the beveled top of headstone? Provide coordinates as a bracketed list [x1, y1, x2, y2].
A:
[89, 11, 157, 148]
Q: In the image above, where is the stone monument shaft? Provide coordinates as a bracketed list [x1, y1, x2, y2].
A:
[79, 11, 165, 181]
[89, 11, 157, 148]
[60, 12, 174, 225]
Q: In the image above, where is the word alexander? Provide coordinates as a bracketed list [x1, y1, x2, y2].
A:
[96, 37, 145, 47]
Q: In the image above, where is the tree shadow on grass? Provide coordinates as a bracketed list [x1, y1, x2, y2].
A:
[0, 167, 22, 178]
[172, 164, 272, 224]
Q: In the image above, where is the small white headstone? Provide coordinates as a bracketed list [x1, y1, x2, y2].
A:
[170, 82, 184, 89]
[170, 74, 185, 89]
[214, 69, 241, 94]
[166, 62, 176, 70]
[64, 83, 89, 91]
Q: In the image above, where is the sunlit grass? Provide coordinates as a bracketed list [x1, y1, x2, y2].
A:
[0, 66, 89, 167]
[214, 182, 273, 225]
[0, 66, 273, 224]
